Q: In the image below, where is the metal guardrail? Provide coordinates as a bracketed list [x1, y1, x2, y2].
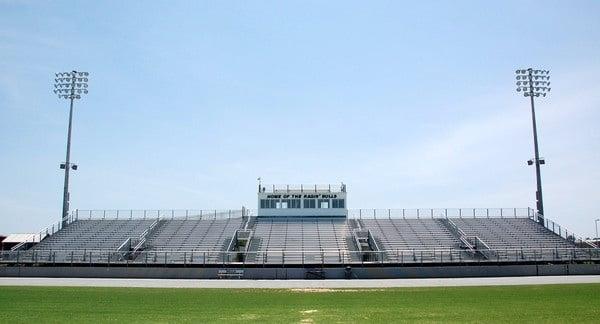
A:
[70, 208, 534, 220]
[347, 208, 533, 219]
[72, 209, 244, 220]
[471, 236, 495, 259]
[2, 247, 598, 266]
[264, 184, 346, 193]
[530, 213, 598, 249]
[131, 218, 160, 254]
[10, 219, 67, 251]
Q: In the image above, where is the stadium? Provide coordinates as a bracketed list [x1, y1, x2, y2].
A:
[1, 183, 599, 279]
[3, 3, 600, 322]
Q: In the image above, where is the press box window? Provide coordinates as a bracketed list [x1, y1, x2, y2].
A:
[332, 199, 345, 208]
[318, 199, 330, 209]
[303, 199, 316, 209]
[289, 199, 301, 208]
[260, 199, 277, 209]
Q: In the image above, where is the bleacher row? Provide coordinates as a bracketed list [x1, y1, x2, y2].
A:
[20, 216, 584, 264]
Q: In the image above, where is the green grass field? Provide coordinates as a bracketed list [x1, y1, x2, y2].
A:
[1, 284, 599, 323]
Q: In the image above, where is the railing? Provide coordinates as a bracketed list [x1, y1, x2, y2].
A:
[69, 208, 534, 220]
[116, 238, 131, 253]
[131, 218, 160, 253]
[347, 208, 533, 219]
[531, 213, 598, 249]
[226, 230, 239, 252]
[2, 247, 598, 266]
[471, 236, 495, 259]
[10, 219, 66, 251]
[72, 209, 244, 220]
[263, 184, 346, 193]
[443, 218, 475, 254]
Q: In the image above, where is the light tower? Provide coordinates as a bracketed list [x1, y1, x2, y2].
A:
[53, 71, 89, 227]
[515, 68, 550, 224]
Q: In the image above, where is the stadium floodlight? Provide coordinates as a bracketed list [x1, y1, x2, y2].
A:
[515, 68, 550, 224]
[595, 219, 599, 240]
[54, 70, 90, 227]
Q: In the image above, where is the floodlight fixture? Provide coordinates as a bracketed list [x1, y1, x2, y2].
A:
[515, 68, 551, 223]
[53, 70, 90, 227]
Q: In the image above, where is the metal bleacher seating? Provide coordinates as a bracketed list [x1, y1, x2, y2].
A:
[22, 219, 156, 263]
[247, 217, 350, 264]
[138, 217, 244, 264]
[17, 211, 590, 265]
[33, 219, 155, 251]
[450, 217, 573, 249]
[448, 217, 585, 261]
[145, 217, 243, 252]
[359, 218, 464, 262]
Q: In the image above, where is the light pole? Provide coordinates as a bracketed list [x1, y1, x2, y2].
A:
[53, 71, 89, 227]
[595, 219, 599, 240]
[515, 68, 550, 224]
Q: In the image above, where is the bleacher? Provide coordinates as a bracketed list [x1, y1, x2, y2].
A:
[33, 219, 155, 251]
[361, 218, 460, 250]
[450, 217, 573, 249]
[145, 218, 243, 252]
[359, 218, 465, 262]
[247, 217, 351, 264]
[448, 217, 585, 261]
[14, 211, 593, 265]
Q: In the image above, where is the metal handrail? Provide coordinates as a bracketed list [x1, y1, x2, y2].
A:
[69, 208, 534, 220]
[72, 209, 244, 220]
[3, 247, 598, 266]
[10, 219, 64, 251]
[264, 184, 346, 193]
[131, 219, 161, 254]
[531, 213, 599, 248]
[5, 247, 595, 255]
[346, 208, 533, 219]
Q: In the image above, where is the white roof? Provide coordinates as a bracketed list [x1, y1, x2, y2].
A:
[2, 233, 40, 243]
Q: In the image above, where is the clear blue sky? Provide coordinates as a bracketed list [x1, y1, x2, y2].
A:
[1, 1, 599, 237]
